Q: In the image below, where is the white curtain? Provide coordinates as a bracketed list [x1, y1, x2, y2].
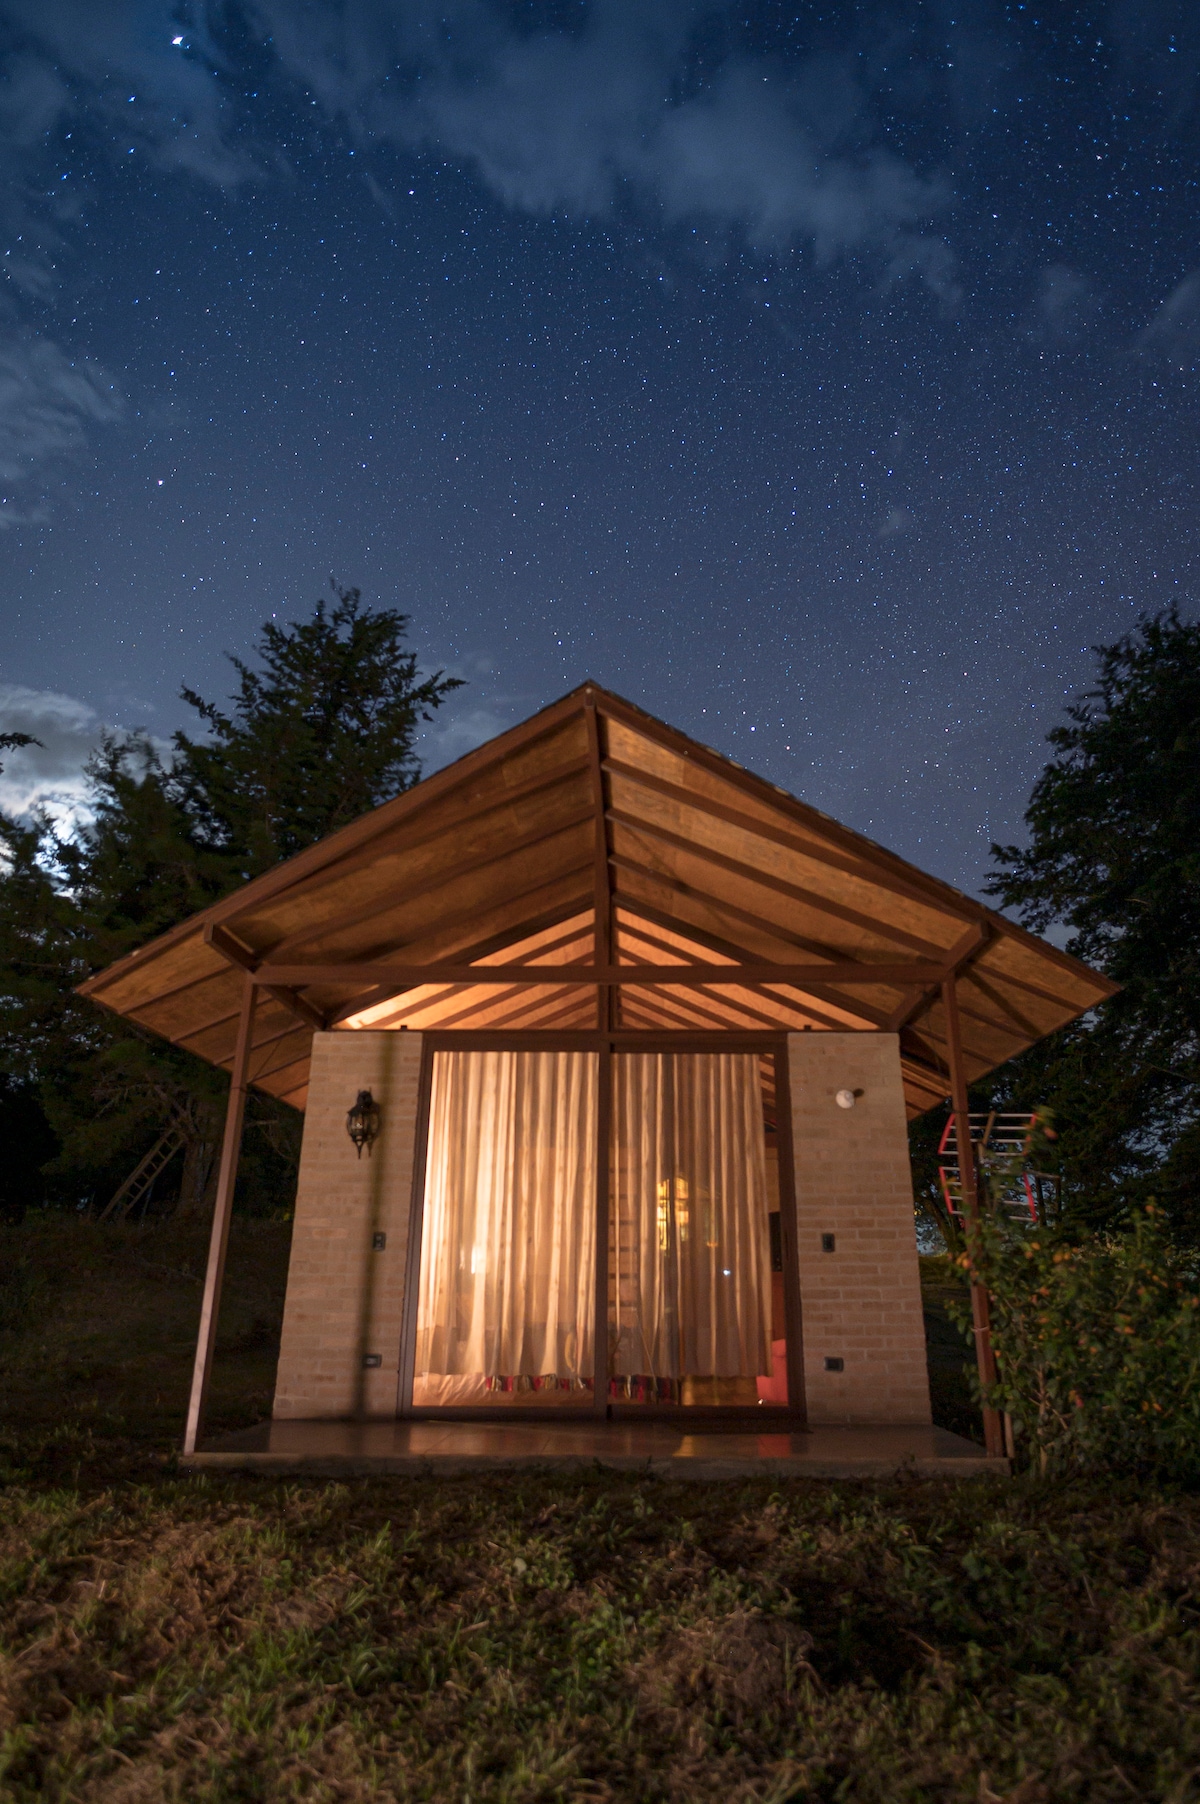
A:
[415, 1050, 597, 1386]
[610, 1053, 772, 1382]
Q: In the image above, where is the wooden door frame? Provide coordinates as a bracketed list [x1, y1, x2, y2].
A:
[395, 1029, 807, 1427]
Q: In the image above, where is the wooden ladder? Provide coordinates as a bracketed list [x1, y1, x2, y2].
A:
[97, 1126, 187, 1223]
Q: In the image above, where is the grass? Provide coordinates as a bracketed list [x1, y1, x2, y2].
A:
[3, 1219, 1200, 1801]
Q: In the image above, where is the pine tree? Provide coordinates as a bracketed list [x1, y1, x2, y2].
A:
[0, 589, 461, 1215]
[174, 585, 460, 877]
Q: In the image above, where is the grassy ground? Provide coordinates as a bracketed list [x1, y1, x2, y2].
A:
[4, 1220, 1200, 1801]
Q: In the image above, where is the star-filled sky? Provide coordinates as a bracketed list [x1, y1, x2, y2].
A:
[1, 1, 1197, 896]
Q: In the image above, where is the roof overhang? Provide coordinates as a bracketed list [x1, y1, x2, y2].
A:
[78, 681, 1117, 1116]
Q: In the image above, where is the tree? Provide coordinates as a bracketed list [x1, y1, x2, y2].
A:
[0, 588, 461, 1215]
[174, 584, 461, 877]
[986, 609, 1200, 1230]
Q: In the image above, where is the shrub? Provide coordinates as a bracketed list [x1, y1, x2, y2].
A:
[951, 1204, 1200, 1478]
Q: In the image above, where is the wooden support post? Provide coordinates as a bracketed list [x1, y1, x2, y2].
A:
[585, 700, 614, 1032]
[941, 976, 1004, 1459]
[183, 977, 257, 1455]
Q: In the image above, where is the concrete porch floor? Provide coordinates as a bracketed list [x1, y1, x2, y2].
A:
[185, 1418, 1004, 1479]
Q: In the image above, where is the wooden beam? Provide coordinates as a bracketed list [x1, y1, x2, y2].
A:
[183, 978, 256, 1456]
[261, 789, 593, 964]
[942, 975, 1004, 1460]
[604, 754, 981, 927]
[962, 968, 1048, 1041]
[612, 850, 871, 968]
[352, 881, 592, 978]
[91, 697, 593, 981]
[608, 807, 951, 959]
[884, 923, 987, 1032]
[617, 918, 860, 1033]
[252, 960, 951, 988]
[203, 923, 326, 1034]
[326, 902, 595, 1026]
[585, 702, 614, 1031]
[261, 756, 593, 958]
[597, 685, 999, 913]
[613, 895, 881, 1030]
[619, 909, 887, 1030]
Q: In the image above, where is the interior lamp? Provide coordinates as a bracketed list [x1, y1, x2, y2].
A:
[346, 1089, 382, 1158]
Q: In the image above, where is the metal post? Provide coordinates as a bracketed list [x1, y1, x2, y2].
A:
[183, 977, 257, 1455]
[941, 976, 1004, 1459]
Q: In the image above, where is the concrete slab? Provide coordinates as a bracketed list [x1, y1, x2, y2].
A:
[184, 1418, 1005, 1479]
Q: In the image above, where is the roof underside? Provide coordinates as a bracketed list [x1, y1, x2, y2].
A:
[79, 683, 1117, 1118]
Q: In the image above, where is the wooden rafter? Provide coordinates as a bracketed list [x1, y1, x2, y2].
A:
[604, 754, 979, 927]
[608, 809, 952, 958]
[614, 900, 878, 1031]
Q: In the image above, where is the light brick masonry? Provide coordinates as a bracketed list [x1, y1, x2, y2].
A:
[787, 1032, 932, 1426]
[274, 1030, 424, 1419]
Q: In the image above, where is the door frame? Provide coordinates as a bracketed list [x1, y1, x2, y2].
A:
[395, 1029, 806, 1426]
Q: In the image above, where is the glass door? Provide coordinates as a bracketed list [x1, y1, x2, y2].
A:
[411, 1049, 598, 1409]
[608, 1052, 786, 1409]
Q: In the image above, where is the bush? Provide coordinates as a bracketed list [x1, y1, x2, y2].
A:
[952, 1205, 1200, 1478]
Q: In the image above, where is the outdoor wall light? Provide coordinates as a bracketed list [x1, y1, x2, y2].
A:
[346, 1089, 381, 1158]
[835, 1087, 858, 1110]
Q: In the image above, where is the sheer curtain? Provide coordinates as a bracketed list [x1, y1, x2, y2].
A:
[414, 1050, 597, 1402]
[610, 1053, 772, 1394]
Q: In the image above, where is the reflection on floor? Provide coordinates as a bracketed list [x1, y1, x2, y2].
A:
[187, 1418, 1004, 1478]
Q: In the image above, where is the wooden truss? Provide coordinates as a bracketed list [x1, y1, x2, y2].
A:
[79, 680, 1116, 1117]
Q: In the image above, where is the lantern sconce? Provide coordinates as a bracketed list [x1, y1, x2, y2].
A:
[346, 1089, 382, 1158]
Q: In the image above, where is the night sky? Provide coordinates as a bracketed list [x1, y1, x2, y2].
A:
[2, 2, 1198, 897]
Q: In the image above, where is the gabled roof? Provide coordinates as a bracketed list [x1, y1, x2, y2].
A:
[79, 681, 1117, 1116]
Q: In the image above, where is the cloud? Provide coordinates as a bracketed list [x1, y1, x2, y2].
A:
[0, 51, 69, 147]
[419, 699, 517, 773]
[0, 329, 122, 508]
[0, 684, 103, 829]
[1, 1, 262, 186]
[643, 63, 950, 267]
[114, 0, 952, 285]
[1137, 271, 1200, 365]
[248, 0, 958, 287]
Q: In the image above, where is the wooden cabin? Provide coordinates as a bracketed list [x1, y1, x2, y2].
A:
[80, 683, 1115, 1456]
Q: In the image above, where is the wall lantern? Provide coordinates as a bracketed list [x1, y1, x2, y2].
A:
[346, 1089, 381, 1158]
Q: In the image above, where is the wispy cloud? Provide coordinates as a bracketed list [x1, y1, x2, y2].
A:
[3, 3, 960, 286]
[249, 1, 957, 288]
[0, 329, 122, 519]
[1137, 271, 1200, 365]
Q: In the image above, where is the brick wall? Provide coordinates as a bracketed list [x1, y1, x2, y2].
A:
[787, 1032, 931, 1426]
[274, 1030, 424, 1419]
